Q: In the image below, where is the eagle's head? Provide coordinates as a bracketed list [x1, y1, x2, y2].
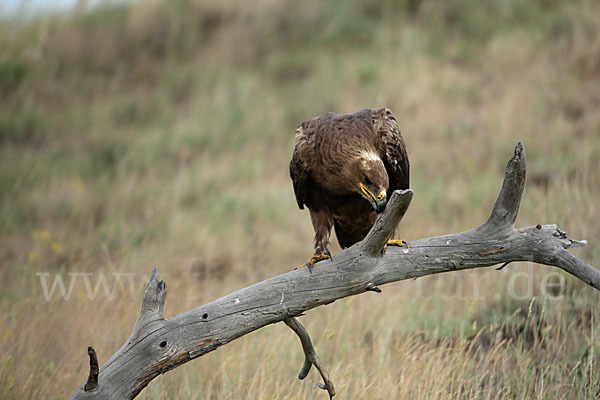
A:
[354, 151, 389, 214]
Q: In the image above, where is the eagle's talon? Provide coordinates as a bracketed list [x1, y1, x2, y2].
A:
[387, 239, 407, 247]
[295, 252, 331, 273]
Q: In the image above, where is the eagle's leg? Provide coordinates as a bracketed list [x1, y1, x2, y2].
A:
[295, 210, 333, 272]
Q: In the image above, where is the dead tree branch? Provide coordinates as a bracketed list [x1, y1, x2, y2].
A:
[69, 143, 599, 399]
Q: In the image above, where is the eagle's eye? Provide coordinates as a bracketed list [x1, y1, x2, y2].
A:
[364, 176, 372, 186]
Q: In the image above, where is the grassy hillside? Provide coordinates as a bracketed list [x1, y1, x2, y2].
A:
[1, 0, 599, 398]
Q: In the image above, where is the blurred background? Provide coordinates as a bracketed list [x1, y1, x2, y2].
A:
[1, 0, 599, 398]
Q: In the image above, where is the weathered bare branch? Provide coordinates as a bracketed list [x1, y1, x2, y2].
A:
[69, 143, 599, 399]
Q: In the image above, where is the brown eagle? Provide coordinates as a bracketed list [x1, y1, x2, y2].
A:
[290, 108, 410, 270]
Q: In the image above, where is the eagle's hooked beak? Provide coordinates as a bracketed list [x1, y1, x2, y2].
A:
[360, 184, 387, 214]
[375, 197, 387, 214]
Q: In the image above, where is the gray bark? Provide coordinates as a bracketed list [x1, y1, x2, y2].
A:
[69, 143, 599, 399]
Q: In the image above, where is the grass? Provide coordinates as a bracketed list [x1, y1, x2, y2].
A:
[1, 0, 599, 398]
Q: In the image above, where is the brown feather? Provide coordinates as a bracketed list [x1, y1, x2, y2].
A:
[289, 108, 410, 254]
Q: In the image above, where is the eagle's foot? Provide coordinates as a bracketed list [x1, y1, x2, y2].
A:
[295, 251, 331, 273]
[387, 239, 407, 247]
[381, 240, 407, 256]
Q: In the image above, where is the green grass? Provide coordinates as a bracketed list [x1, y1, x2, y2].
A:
[1, 0, 599, 398]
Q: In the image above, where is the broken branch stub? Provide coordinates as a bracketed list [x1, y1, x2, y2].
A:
[484, 141, 526, 231]
[361, 188, 413, 257]
[84, 347, 98, 392]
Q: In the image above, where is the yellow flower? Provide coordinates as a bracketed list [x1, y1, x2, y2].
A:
[3, 328, 11, 340]
[28, 251, 37, 262]
[51, 242, 64, 254]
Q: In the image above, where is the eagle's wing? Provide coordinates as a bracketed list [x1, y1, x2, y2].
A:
[289, 123, 313, 210]
[371, 108, 410, 191]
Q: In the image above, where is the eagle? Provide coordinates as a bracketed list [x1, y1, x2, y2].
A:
[290, 108, 410, 270]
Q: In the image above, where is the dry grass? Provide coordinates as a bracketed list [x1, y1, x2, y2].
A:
[1, 0, 599, 399]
